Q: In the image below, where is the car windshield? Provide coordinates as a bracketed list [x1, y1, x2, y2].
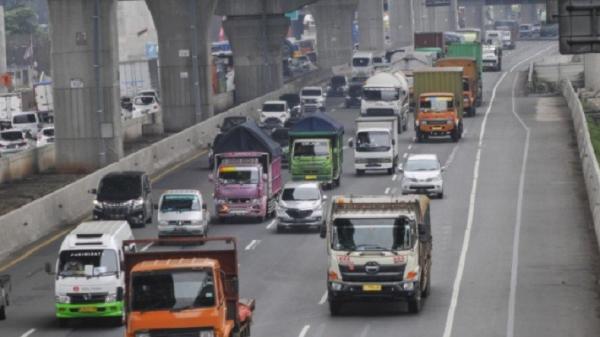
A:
[43, 128, 55, 137]
[419, 96, 454, 112]
[263, 104, 285, 112]
[1, 131, 23, 141]
[13, 114, 36, 124]
[134, 96, 154, 105]
[301, 89, 322, 96]
[405, 158, 440, 171]
[356, 131, 391, 152]
[97, 175, 141, 201]
[282, 186, 320, 201]
[332, 217, 414, 251]
[353, 57, 370, 67]
[293, 140, 329, 157]
[363, 88, 399, 101]
[58, 249, 118, 277]
[161, 194, 201, 212]
[132, 269, 215, 312]
[218, 167, 259, 185]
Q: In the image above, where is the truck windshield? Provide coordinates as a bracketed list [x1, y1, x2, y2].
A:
[356, 131, 391, 152]
[98, 175, 141, 201]
[218, 167, 259, 185]
[301, 89, 322, 97]
[161, 194, 201, 212]
[131, 269, 215, 312]
[58, 250, 118, 277]
[331, 218, 414, 251]
[363, 88, 399, 101]
[293, 140, 330, 157]
[263, 104, 285, 112]
[419, 96, 454, 112]
[353, 58, 370, 67]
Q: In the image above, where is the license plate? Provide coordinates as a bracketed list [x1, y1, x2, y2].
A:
[305, 175, 317, 180]
[432, 126, 442, 131]
[79, 306, 97, 313]
[362, 284, 382, 292]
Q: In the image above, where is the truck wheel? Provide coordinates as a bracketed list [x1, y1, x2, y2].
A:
[407, 287, 422, 314]
[58, 318, 69, 328]
[356, 169, 364, 176]
[387, 167, 394, 175]
[329, 300, 342, 316]
[422, 274, 432, 298]
[0, 305, 5, 320]
[451, 129, 460, 142]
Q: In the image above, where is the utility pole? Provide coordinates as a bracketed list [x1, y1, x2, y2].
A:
[0, 5, 8, 93]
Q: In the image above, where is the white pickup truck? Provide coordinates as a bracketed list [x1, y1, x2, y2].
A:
[350, 116, 399, 175]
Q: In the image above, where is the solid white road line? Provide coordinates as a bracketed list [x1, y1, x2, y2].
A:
[245, 240, 260, 251]
[318, 290, 328, 305]
[407, 144, 413, 150]
[441, 44, 555, 337]
[384, 187, 391, 194]
[392, 174, 398, 181]
[403, 153, 408, 159]
[299, 325, 311, 337]
[445, 145, 460, 168]
[506, 69, 531, 337]
[266, 219, 277, 230]
[141, 242, 153, 252]
[21, 329, 36, 337]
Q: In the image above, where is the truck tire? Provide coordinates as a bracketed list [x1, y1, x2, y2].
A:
[407, 287, 422, 314]
[58, 318, 69, 328]
[422, 273, 432, 298]
[451, 129, 459, 142]
[387, 167, 394, 175]
[0, 305, 5, 320]
[329, 300, 342, 316]
[356, 169, 364, 176]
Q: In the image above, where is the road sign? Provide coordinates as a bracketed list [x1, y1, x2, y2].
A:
[559, 0, 600, 54]
[425, 0, 450, 7]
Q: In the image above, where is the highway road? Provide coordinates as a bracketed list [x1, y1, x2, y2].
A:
[1, 41, 599, 337]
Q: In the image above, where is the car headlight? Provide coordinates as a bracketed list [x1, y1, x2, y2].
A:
[405, 177, 418, 183]
[56, 295, 70, 304]
[132, 198, 144, 209]
[330, 282, 343, 291]
[199, 330, 215, 337]
[93, 200, 103, 210]
[135, 332, 151, 337]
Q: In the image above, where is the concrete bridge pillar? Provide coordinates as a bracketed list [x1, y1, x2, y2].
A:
[310, 0, 358, 69]
[413, 0, 426, 33]
[357, 0, 384, 51]
[520, 3, 537, 23]
[49, 0, 123, 171]
[389, 0, 413, 48]
[146, 0, 216, 132]
[223, 15, 289, 104]
[464, 1, 484, 30]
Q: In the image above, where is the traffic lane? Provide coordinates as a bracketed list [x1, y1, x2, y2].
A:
[514, 96, 600, 335]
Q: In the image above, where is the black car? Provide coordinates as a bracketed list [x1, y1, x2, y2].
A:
[345, 82, 363, 108]
[91, 171, 153, 227]
[279, 93, 302, 117]
[120, 96, 133, 111]
[327, 75, 348, 97]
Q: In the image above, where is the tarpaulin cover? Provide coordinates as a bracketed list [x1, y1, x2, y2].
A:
[290, 112, 344, 135]
[214, 120, 282, 157]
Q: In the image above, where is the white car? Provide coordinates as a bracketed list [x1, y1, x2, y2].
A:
[276, 181, 326, 232]
[259, 101, 290, 124]
[300, 86, 325, 113]
[37, 126, 55, 147]
[400, 154, 445, 198]
[136, 89, 160, 103]
[157, 190, 210, 237]
[11, 111, 40, 137]
[0, 129, 29, 154]
[132, 95, 160, 118]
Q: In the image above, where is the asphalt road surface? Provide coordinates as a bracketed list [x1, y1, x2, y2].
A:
[1, 41, 599, 337]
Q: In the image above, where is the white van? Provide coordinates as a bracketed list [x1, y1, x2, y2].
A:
[47, 221, 134, 327]
[11, 111, 40, 137]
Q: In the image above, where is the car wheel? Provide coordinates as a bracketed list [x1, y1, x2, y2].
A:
[438, 191, 444, 199]
[0, 305, 5, 320]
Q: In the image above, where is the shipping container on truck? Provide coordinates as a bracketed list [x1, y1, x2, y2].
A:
[435, 57, 479, 116]
[445, 42, 483, 106]
[33, 81, 53, 113]
[414, 32, 445, 50]
[0, 93, 22, 129]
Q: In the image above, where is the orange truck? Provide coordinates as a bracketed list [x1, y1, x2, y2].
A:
[123, 237, 254, 337]
[413, 67, 464, 142]
[434, 57, 478, 117]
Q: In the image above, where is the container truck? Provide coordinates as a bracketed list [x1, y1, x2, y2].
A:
[321, 195, 433, 315]
[435, 57, 479, 116]
[445, 42, 483, 106]
[211, 121, 283, 222]
[289, 113, 344, 188]
[34, 81, 53, 112]
[413, 67, 464, 142]
[123, 237, 255, 337]
[0, 93, 22, 129]
[360, 72, 410, 132]
[350, 116, 399, 175]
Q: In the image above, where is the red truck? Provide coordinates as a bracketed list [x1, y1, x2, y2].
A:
[124, 237, 254, 337]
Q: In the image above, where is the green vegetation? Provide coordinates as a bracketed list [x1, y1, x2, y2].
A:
[586, 116, 600, 162]
[5, 6, 38, 35]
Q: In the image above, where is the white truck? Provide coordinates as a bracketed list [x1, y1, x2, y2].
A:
[320, 195, 433, 315]
[350, 116, 399, 175]
[45, 221, 135, 327]
[352, 50, 388, 80]
[0, 93, 22, 130]
[360, 71, 410, 133]
[34, 82, 53, 112]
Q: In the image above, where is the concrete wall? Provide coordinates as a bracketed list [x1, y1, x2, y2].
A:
[0, 69, 335, 261]
[561, 80, 600, 253]
[213, 91, 235, 114]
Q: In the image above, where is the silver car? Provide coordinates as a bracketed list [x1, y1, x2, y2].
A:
[157, 190, 209, 237]
[276, 182, 327, 232]
[400, 154, 445, 198]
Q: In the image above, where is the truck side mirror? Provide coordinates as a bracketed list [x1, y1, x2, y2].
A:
[116, 287, 124, 301]
[208, 173, 214, 182]
[44, 262, 54, 275]
[319, 224, 327, 239]
[348, 140, 353, 148]
[88, 188, 97, 195]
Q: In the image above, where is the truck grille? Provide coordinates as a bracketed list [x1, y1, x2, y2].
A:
[149, 329, 210, 337]
[228, 198, 251, 204]
[339, 263, 405, 282]
[68, 293, 107, 304]
[286, 209, 313, 219]
[366, 108, 394, 116]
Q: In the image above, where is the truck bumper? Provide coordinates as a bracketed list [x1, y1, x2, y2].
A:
[328, 281, 418, 302]
[419, 124, 455, 135]
[354, 162, 393, 170]
[217, 204, 264, 219]
[56, 301, 123, 318]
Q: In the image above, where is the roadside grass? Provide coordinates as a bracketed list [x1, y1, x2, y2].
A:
[586, 116, 600, 162]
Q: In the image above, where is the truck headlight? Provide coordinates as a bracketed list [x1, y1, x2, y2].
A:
[402, 282, 415, 291]
[447, 118, 454, 125]
[56, 295, 70, 304]
[132, 198, 144, 209]
[199, 330, 215, 337]
[93, 200, 103, 210]
[135, 332, 151, 337]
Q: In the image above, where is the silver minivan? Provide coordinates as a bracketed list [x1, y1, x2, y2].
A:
[157, 190, 209, 237]
[276, 181, 327, 232]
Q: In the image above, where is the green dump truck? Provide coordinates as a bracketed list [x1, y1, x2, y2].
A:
[446, 42, 482, 106]
[289, 113, 344, 188]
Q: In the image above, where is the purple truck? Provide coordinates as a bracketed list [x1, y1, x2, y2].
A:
[210, 121, 283, 222]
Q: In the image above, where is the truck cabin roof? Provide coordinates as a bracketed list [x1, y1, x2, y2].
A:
[290, 112, 344, 136]
[213, 120, 282, 158]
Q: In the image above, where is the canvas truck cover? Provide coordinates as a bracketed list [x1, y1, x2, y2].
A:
[214, 120, 282, 158]
[290, 112, 344, 136]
